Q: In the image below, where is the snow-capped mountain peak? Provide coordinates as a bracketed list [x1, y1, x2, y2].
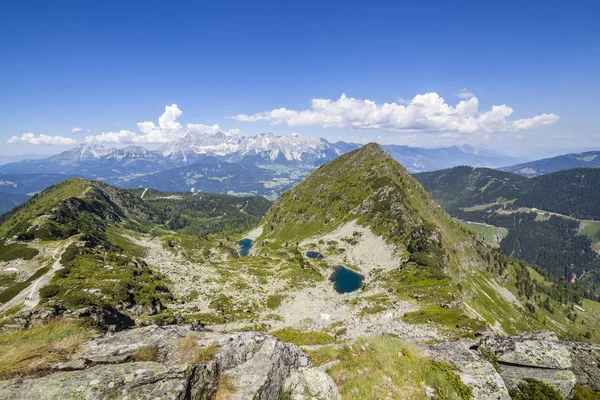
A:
[105, 146, 162, 160]
[47, 143, 112, 164]
[161, 131, 340, 163]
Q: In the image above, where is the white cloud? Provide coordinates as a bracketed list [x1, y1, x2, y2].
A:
[85, 130, 138, 144]
[7, 133, 77, 146]
[72, 127, 83, 133]
[231, 93, 559, 136]
[456, 89, 475, 99]
[86, 104, 241, 144]
[86, 104, 187, 144]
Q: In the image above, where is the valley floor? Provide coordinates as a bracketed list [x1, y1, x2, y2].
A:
[127, 221, 441, 342]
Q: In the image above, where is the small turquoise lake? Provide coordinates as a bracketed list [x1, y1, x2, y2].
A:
[329, 266, 364, 293]
[306, 251, 324, 259]
[239, 239, 253, 256]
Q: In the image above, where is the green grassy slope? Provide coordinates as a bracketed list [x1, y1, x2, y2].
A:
[256, 144, 600, 340]
[414, 166, 600, 220]
[414, 166, 600, 297]
[0, 178, 272, 323]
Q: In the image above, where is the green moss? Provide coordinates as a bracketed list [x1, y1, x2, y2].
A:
[0, 242, 39, 262]
[572, 385, 600, 400]
[359, 305, 387, 316]
[403, 306, 487, 333]
[508, 378, 564, 400]
[266, 294, 283, 310]
[272, 328, 337, 346]
[479, 345, 502, 372]
[39, 284, 59, 299]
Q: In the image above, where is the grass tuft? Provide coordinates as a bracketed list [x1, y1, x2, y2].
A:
[306, 337, 472, 400]
[131, 346, 159, 362]
[272, 328, 337, 346]
[173, 334, 218, 364]
[0, 319, 94, 379]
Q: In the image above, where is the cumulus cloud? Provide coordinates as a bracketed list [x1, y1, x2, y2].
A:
[231, 93, 559, 135]
[85, 104, 240, 144]
[7, 133, 77, 146]
[456, 89, 475, 99]
[71, 127, 83, 133]
[86, 104, 186, 144]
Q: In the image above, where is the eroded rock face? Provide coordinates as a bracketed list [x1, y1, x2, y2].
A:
[425, 340, 511, 400]
[426, 332, 600, 399]
[481, 332, 576, 398]
[284, 368, 342, 400]
[0, 325, 333, 400]
[481, 332, 571, 369]
[567, 341, 600, 391]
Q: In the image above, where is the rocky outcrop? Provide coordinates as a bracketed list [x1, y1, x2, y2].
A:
[566, 341, 600, 391]
[284, 368, 342, 400]
[427, 331, 600, 399]
[481, 332, 576, 397]
[1, 303, 134, 333]
[0, 325, 339, 400]
[425, 340, 511, 400]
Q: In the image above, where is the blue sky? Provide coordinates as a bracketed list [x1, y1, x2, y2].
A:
[1, 0, 599, 157]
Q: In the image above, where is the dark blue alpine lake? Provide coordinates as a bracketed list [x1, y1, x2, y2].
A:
[239, 238, 253, 257]
[306, 251, 324, 259]
[329, 266, 364, 293]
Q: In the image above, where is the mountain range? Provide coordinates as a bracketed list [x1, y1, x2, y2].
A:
[1, 143, 599, 398]
[0, 132, 521, 209]
[500, 150, 600, 177]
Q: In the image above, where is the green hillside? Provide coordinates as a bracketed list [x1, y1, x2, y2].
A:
[2, 151, 600, 344]
[257, 144, 600, 341]
[415, 166, 600, 220]
[414, 166, 600, 298]
[0, 179, 271, 324]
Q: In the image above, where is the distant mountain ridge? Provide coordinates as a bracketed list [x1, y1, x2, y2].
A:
[0, 174, 81, 215]
[501, 150, 600, 177]
[1, 130, 522, 172]
[0, 133, 521, 211]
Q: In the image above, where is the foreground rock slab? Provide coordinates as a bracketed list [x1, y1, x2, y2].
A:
[426, 331, 600, 399]
[0, 325, 340, 400]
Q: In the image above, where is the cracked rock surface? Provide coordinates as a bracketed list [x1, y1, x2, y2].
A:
[426, 331, 600, 399]
[0, 325, 338, 400]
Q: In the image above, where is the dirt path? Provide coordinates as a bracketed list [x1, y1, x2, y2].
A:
[0, 241, 71, 313]
[140, 188, 148, 199]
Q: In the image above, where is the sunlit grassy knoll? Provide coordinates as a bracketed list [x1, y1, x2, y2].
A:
[0, 178, 88, 238]
[0, 319, 95, 379]
[455, 219, 508, 246]
[306, 337, 471, 400]
[579, 221, 600, 252]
